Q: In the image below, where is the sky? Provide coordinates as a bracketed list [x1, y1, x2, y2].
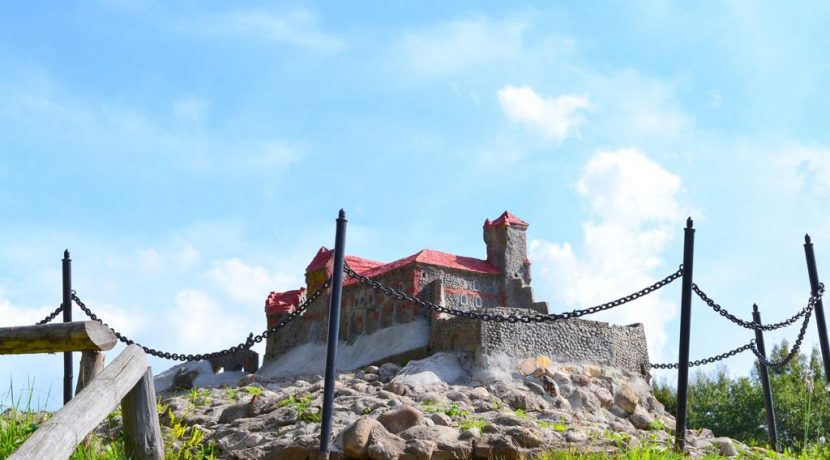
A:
[2, 1, 830, 409]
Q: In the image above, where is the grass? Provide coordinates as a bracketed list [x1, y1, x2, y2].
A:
[277, 392, 321, 423]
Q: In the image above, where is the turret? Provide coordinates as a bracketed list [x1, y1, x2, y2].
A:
[484, 211, 536, 308]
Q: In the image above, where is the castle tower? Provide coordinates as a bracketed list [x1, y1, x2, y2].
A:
[483, 211, 535, 308]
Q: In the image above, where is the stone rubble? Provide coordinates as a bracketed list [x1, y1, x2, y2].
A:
[142, 353, 775, 459]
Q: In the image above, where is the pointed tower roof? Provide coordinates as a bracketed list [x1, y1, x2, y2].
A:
[484, 211, 528, 229]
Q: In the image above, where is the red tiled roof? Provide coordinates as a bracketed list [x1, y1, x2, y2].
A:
[484, 211, 528, 229]
[347, 249, 500, 284]
[265, 288, 305, 314]
[305, 246, 384, 274]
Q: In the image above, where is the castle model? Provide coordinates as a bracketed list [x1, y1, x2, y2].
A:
[264, 212, 651, 375]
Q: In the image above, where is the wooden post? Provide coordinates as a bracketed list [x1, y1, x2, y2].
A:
[0, 321, 117, 354]
[10, 345, 158, 460]
[122, 368, 164, 460]
[75, 351, 105, 395]
[62, 250, 73, 405]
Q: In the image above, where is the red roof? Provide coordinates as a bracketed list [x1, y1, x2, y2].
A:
[484, 211, 528, 229]
[305, 246, 384, 275]
[266, 288, 305, 314]
[348, 249, 500, 284]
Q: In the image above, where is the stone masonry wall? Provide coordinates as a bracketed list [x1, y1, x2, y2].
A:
[429, 307, 650, 375]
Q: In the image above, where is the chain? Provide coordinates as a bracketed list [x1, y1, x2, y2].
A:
[750, 303, 814, 368]
[692, 283, 824, 331]
[34, 304, 64, 325]
[649, 342, 753, 370]
[344, 265, 683, 323]
[71, 279, 331, 361]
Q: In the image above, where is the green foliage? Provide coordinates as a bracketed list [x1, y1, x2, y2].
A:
[513, 408, 527, 418]
[164, 409, 216, 460]
[539, 420, 569, 432]
[244, 386, 263, 397]
[652, 340, 830, 453]
[187, 388, 212, 408]
[278, 393, 321, 423]
[458, 417, 488, 431]
[227, 388, 239, 403]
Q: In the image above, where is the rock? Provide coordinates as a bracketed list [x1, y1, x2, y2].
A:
[492, 414, 536, 428]
[550, 395, 571, 410]
[566, 430, 588, 443]
[593, 387, 614, 408]
[575, 388, 600, 412]
[628, 405, 655, 430]
[518, 359, 536, 376]
[342, 417, 384, 459]
[219, 402, 251, 424]
[558, 381, 576, 398]
[430, 412, 453, 426]
[571, 374, 590, 386]
[467, 387, 490, 400]
[507, 427, 543, 448]
[711, 437, 738, 457]
[446, 391, 471, 405]
[377, 405, 422, 434]
[583, 364, 602, 377]
[614, 383, 639, 414]
[367, 428, 405, 460]
[431, 440, 471, 460]
[459, 427, 481, 440]
[540, 375, 559, 397]
[378, 363, 402, 382]
[524, 381, 546, 396]
[364, 366, 380, 374]
[401, 439, 435, 460]
[474, 435, 521, 460]
[501, 388, 547, 411]
[384, 381, 408, 396]
[399, 425, 460, 444]
[172, 367, 199, 390]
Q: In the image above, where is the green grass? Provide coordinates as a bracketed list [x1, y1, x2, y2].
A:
[277, 393, 321, 423]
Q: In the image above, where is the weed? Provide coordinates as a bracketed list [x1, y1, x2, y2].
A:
[227, 388, 239, 403]
[648, 418, 666, 432]
[187, 388, 211, 408]
[244, 386, 264, 397]
[513, 408, 527, 418]
[458, 417, 488, 431]
[538, 420, 569, 433]
[278, 393, 321, 423]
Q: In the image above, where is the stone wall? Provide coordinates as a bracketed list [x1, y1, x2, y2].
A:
[429, 307, 650, 375]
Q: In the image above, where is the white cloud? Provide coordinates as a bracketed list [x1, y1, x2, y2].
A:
[207, 258, 300, 306]
[167, 289, 250, 353]
[530, 149, 687, 363]
[780, 146, 830, 200]
[498, 85, 590, 142]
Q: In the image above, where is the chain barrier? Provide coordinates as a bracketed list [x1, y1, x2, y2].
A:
[750, 304, 814, 368]
[649, 342, 754, 370]
[692, 283, 824, 331]
[70, 278, 331, 362]
[344, 265, 683, 324]
[34, 304, 64, 325]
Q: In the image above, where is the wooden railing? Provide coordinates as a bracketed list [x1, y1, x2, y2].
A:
[2, 321, 164, 460]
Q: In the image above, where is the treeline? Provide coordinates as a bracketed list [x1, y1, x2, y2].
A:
[653, 341, 830, 451]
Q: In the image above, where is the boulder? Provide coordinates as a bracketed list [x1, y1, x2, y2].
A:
[342, 417, 385, 459]
[614, 383, 639, 414]
[377, 405, 423, 434]
[628, 405, 654, 431]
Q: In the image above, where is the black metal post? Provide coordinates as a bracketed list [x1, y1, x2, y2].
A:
[675, 217, 695, 452]
[320, 210, 347, 457]
[62, 249, 73, 405]
[752, 304, 779, 452]
[804, 234, 830, 384]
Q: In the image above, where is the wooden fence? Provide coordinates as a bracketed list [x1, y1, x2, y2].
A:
[2, 321, 163, 460]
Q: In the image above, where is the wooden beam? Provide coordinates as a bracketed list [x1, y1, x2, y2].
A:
[75, 351, 105, 395]
[10, 345, 151, 460]
[122, 368, 164, 459]
[0, 321, 117, 354]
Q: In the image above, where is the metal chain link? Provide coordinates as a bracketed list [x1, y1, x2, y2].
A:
[71, 278, 331, 361]
[34, 304, 64, 325]
[344, 265, 683, 323]
[649, 342, 753, 370]
[692, 282, 824, 331]
[750, 303, 814, 368]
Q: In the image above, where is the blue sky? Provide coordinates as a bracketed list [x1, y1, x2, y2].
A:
[3, 1, 830, 408]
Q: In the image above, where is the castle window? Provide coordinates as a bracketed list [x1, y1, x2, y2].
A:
[460, 294, 468, 306]
[471, 279, 480, 290]
[474, 296, 482, 308]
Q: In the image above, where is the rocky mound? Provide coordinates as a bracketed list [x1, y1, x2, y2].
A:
[149, 353, 770, 459]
